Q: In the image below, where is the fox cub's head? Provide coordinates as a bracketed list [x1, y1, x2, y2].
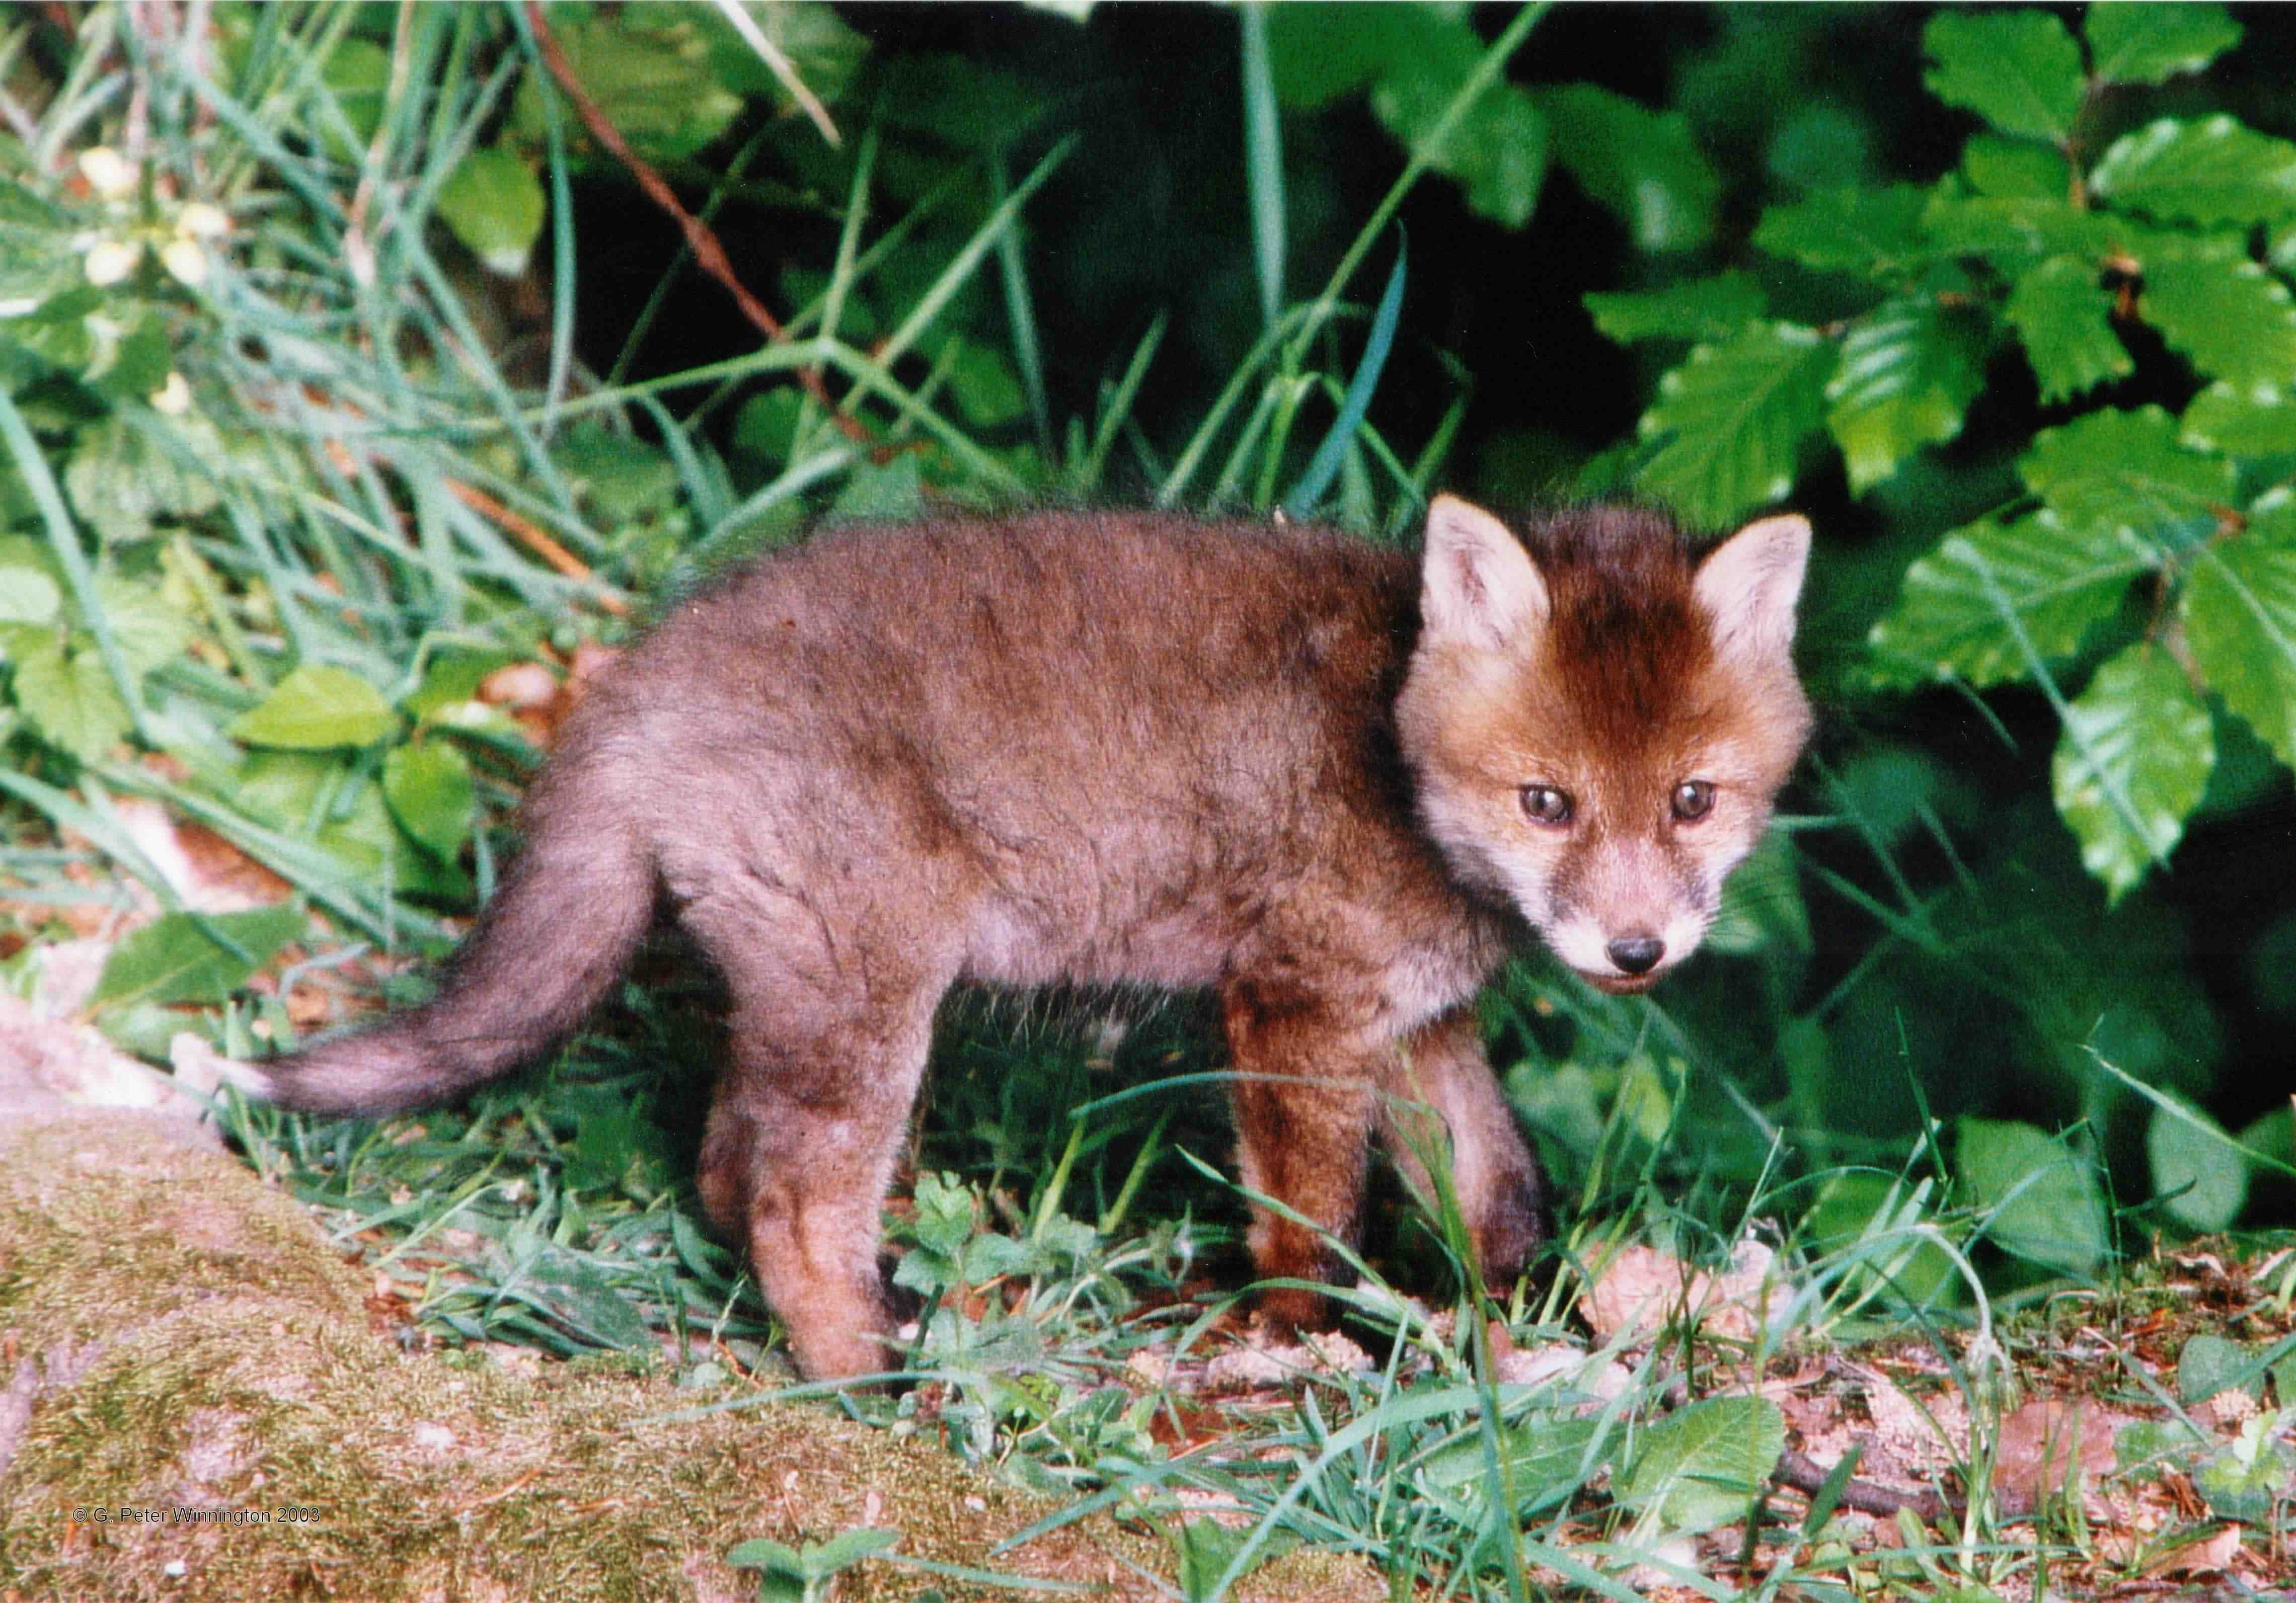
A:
[1398, 495, 1811, 993]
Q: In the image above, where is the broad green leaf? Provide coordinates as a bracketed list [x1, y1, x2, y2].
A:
[1867, 512, 2144, 687]
[316, 38, 389, 159]
[1384, 79, 1547, 230]
[89, 572, 193, 678]
[2139, 244, 2296, 396]
[2007, 255, 2132, 403]
[435, 145, 546, 277]
[1753, 185, 1929, 275]
[2018, 406, 2236, 549]
[2145, 1093, 2248, 1233]
[382, 741, 476, 861]
[1583, 272, 1766, 344]
[1418, 1414, 1602, 1511]
[2085, 4, 2243, 87]
[2178, 1333, 2266, 1404]
[1635, 322, 1832, 527]
[1922, 194, 2112, 262]
[2050, 645, 2213, 902]
[945, 341, 1027, 427]
[2090, 116, 2296, 226]
[1923, 11, 2083, 144]
[826, 454, 922, 523]
[1618, 1397, 1786, 1536]
[2196, 1432, 2296, 1526]
[1956, 1116, 2109, 1276]
[0, 564, 59, 624]
[228, 663, 397, 750]
[2181, 384, 2296, 455]
[509, 15, 743, 165]
[2182, 501, 2296, 765]
[224, 751, 469, 901]
[63, 412, 221, 544]
[553, 424, 677, 524]
[12, 635, 131, 761]
[1535, 85, 1717, 252]
[87, 906, 304, 1012]
[1825, 299, 1988, 492]
[1963, 135, 2068, 199]
[1266, 4, 1459, 111]
[700, 2, 869, 114]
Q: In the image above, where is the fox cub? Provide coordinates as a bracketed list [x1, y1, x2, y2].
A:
[255, 495, 1812, 1379]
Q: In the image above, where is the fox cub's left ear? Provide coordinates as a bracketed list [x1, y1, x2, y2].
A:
[1695, 512, 1810, 665]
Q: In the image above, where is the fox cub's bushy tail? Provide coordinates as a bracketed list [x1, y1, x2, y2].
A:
[256, 767, 652, 1116]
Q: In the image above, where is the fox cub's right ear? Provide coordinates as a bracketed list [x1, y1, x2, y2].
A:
[1420, 494, 1548, 652]
[1695, 512, 1810, 666]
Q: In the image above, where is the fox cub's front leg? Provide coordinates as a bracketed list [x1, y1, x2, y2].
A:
[1381, 1008, 1544, 1287]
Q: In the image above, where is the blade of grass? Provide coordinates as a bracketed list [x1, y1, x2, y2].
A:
[1283, 235, 1406, 518]
[1239, 3, 1284, 332]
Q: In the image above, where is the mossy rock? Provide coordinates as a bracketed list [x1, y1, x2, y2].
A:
[0, 1110, 1381, 1601]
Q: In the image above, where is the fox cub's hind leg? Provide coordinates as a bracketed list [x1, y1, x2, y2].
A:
[1382, 1008, 1545, 1290]
[688, 895, 956, 1382]
[1219, 978, 1386, 1332]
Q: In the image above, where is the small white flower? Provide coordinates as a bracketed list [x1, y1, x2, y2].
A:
[83, 238, 139, 285]
[150, 371, 191, 415]
[77, 146, 137, 199]
[177, 201, 231, 239]
[159, 236, 208, 286]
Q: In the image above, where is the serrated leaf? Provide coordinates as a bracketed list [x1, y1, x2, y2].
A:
[0, 564, 59, 624]
[1825, 299, 1989, 492]
[2145, 1093, 2248, 1233]
[2195, 1436, 2296, 1525]
[1963, 135, 2069, 200]
[1635, 322, 1831, 527]
[1957, 1116, 2109, 1276]
[2007, 256, 2132, 403]
[2019, 406, 2236, 548]
[87, 906, 304, 1012]
[2181, 384, 2296, 455]
[227, 663, 397, 749]
[382, 740, 475, 861]
[1867, 511, 2144, 687]
[1923, 11, 2084, 144]
[1922, 194, 2113, 262]
[508, 15, 742, 165]
[1583, 272, 1766, 345]
[1753, 185, 1930, 275]
[2182, 502, 2296, 766]
[2090, 116, 2296, 226]
[1618, 1397, 1786, 1536]
[2086, 4, 2243, 87]
[62, 412, 221, 544]
[1367, 23, 1549, 230]
[2139, 244, 2296, 395]
[2051, 645, 2213, 902]
[1536, 85, 1716, 252]
[435, 145, 545, 277]
[12, 635, 131, 762]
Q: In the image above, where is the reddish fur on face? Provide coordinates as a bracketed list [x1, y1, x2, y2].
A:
[256, 498, 1810, 1379]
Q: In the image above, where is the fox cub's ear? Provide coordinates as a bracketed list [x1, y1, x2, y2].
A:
[1420, 494, 1549, 651]
[1695, 512, 1810, 665]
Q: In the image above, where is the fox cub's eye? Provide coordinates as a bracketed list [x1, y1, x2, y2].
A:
[1671, 780, 1716, 822]
[1519, 784, 1574, 826]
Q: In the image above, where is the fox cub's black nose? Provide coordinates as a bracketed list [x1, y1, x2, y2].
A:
[1606, 935, 1665, 976]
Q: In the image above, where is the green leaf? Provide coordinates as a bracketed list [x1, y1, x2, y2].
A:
[1923, 11, 2084, 144]
[1418, 1414, 1602, 1511]
[2138, 242, 2296, 395]
[826, 454, 922, 523]
[2090, 116, 2296, 226]
[87, 906, 304, 1012]
[62, 413, 221, 544]
[227, 663, 397, 750]
[12, 635, 132, 761]
[435, 145, 546, 278]
[2085, 4, 2243, 87]
[2145, 1094, 2248, 1233]
[1956, 1116, 2110, 1276]
[2050, 645, 2213, 902]
[2182, 500, 2296, 766]
[2178, 1334, 2267, 1404]
[2007, 256, 2132, 403]
[1752, 185, 1930, 275]
[1635, 322, 1832, 527]
[1618, 1397, 1786, 1536]
[2181, 384, 2296, 455]
[1867, 512, 2144, 687]
[382, 741, 475, 861]
[701, 3, 869, 114]
[1825, 299, 1989, 492]
[2018, 406, 2236, 548]
[90, 572, 193, 678]
[2195, 1432, 2296, 1525]
[1583, 272, 1767, 344]
[944, 341, 1026, 428]
[1535, 85, 1717, 252]
[1922, 194, 2112, 262]
[509, 14, 743, 165]
[1963, 134, 2069, 199]
[0, 564, 59, 624]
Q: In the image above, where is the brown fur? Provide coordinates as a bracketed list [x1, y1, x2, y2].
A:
[257, 498, 1811, 1380]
